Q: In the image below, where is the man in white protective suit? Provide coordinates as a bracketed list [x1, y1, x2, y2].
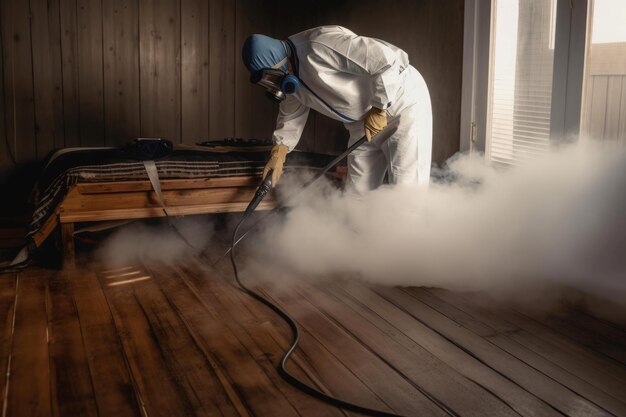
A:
[242, 25, 433, 195]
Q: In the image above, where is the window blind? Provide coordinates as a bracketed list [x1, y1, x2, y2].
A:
[487, 0, 556, 165]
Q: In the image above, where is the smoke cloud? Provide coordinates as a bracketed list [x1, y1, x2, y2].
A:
[97, 216, 217, 267]
[253, 141, 626, 304]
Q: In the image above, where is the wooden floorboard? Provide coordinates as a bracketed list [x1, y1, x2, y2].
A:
[167, 259, 348, 417]
[1, 256, 625, 417]
[96, 264, 198, 417]
[331, 282, 563, 417]
[557, 310, 626, 347]
[376, 286, 614, 417]
[46, 272, 99, 417]
[68, 268, 143, 417]
[7, 269, 52, 417]
[286, 284, 520, 417]
[424, 288, 626, 417]
[207, 255, 421, 416]
[416, 288, 626, 416]
[0, 273, 17, 415]
[542, 314, 626, 366]
[139, 260, 302, 417]
[260, 286, 442, 416]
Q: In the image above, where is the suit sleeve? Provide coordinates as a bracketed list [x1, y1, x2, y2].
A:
[272, 95, 310, 151]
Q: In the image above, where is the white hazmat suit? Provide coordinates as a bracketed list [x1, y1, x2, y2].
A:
[273, 26, 433, 194]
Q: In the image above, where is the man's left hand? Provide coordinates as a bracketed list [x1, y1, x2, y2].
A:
[364, 107, 387, 141]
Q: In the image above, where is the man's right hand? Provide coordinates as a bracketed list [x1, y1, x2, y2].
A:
[263, 144, 289, 187]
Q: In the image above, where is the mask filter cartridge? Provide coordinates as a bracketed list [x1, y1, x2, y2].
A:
[251, 69, 300, 103]
[280, 75, 301, 94]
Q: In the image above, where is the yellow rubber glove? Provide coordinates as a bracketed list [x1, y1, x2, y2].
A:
[364, 107, 387, 141]
[263, 144, 289, 187]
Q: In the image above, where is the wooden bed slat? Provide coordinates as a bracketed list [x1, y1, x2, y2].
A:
[60, 201, 274, 223]
[61, 186, 263, 211]
[76, 176, 263, 194]
[58, 176, 276, 224]
[35, 176, 278, 267]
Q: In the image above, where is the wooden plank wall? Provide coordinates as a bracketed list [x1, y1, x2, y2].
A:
[0, 0, 465, 179]
[583, 43, 626, 144]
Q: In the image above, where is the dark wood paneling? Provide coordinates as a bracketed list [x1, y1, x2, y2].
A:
[181, 0, 209, 144]
[47, 0, 67, 151]
[1, 0, 36, 162]
[60, 0, 81, 147]
[77, 0, 105, 146]
[312, 117, 346, 155]
[426, 0, 465, 163]
[0, 4, 10, 178]
[139, 0, 181, 142]
[274, 2, 318, 152]
[30, 0, 65, 157]
[103, 0, 141, 146]
[208, 0, 235, 140]
[234, 0, 276, 140]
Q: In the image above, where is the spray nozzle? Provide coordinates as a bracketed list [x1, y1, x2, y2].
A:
[243, 170, 274, 218]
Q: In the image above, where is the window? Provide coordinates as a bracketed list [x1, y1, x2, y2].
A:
[486, 0, 557, 165]
[581, 0, 626, 143]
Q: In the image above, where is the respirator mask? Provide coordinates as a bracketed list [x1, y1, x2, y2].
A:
[250, 68, 301, 103]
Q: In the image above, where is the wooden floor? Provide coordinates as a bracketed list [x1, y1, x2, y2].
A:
[1, 254, 625, 417]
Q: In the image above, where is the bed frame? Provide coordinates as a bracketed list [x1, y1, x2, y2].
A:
[35, 176, 275, 268]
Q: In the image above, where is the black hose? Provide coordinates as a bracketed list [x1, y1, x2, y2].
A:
[228, 135, 406, 416]
[230, 219, 405, 417]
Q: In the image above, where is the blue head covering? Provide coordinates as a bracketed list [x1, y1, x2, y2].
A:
[242, 34, 288, 73]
